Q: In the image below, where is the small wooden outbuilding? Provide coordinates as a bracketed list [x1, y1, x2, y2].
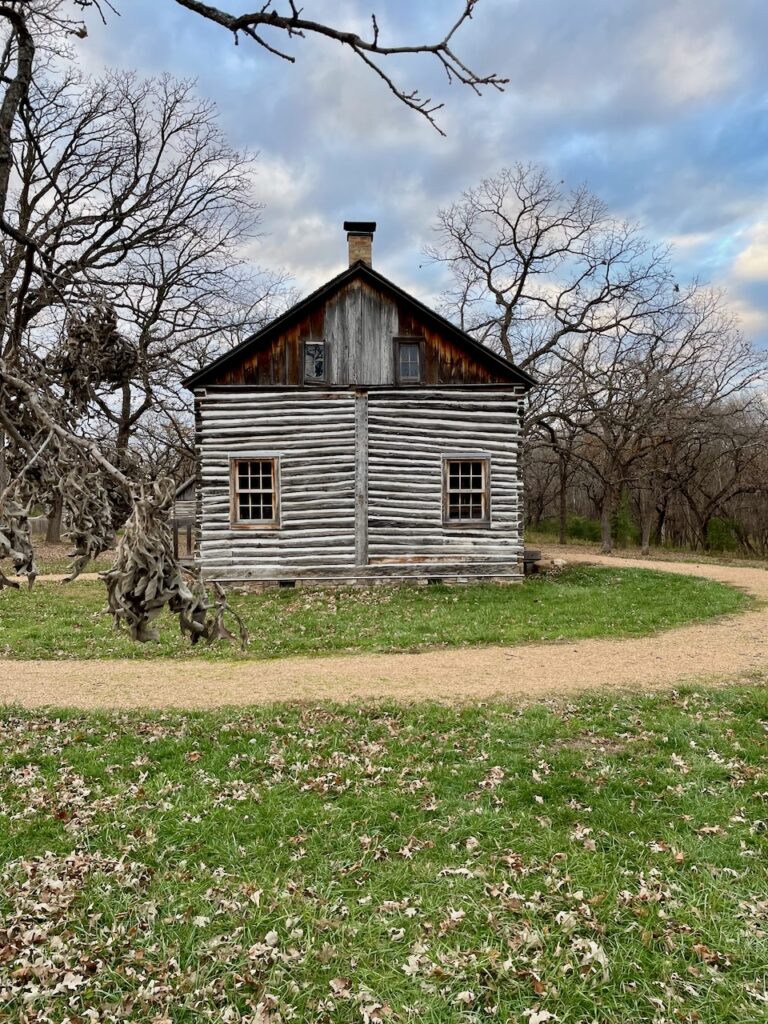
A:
[184, 222, 535, 584]
[172, 476, 196, 559]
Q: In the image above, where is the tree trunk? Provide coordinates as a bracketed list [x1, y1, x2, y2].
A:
[655, 500, 667, 547]
[639, 488, 653, 556]
[700, 514, 712, 551]
[641, 517, 652, 556]
[115, 381, 133, 459]
[0, 9, 34, 220]
[0, 428, 8, 493]
[733, 521, 755, 556]
[558, 451, 568, 545]
[45, 492, 63, 544]
[600, 497, 614, 554]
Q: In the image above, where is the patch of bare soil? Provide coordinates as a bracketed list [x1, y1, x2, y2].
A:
[542, 542, 768, 572]
[1, 552, 766, 709]
[546, 734, 632, 756]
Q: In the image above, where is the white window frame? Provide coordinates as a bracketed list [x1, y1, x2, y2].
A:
[442, 455, 491, 527]
[230, 455, 281, 529]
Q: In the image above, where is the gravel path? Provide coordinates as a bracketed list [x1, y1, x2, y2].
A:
[2, 552, 766, 709]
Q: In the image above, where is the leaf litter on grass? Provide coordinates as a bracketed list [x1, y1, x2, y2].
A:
[0, 687, 767, 1022]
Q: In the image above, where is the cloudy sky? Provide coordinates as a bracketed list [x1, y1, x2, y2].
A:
[79, 0, 768, 344]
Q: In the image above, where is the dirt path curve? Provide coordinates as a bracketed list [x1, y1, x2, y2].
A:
[2, 553, 767, 709]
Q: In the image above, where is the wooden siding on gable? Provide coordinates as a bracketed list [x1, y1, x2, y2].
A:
[357, 281, 399, 384]
[205, 278, 507, 388]
[397, 316, 501, 386]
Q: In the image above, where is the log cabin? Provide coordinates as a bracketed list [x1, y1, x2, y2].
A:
[183, 222, 535, 585]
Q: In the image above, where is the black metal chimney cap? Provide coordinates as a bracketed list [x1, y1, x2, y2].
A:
[344, 220, 376, 234]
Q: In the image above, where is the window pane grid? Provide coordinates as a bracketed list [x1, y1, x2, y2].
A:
[445, 459, 488, 523]
[399, 342, 421, 381]
[233, 459, 277, 524]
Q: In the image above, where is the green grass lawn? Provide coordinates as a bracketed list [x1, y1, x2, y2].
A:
[0, 566, 751, 659]
[28, 543, 114, 576]
[1, 686, 767, 1022]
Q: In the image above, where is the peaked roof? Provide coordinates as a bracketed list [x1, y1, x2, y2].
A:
[183, 260, 536, 390]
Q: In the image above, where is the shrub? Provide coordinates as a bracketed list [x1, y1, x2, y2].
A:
[612, 491, 641, 547]
[528, 516, 602, 542]
[706, 517, 739, 552]
[568, 515, 602, 541]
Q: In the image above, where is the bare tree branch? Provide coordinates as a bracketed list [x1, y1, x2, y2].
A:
[173, 0, 507, 135]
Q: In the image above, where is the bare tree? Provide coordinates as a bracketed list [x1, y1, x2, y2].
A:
[524, 294, 768, 554]
[0, 2, 258, 640]
[5, 69, 289, 452]
[661, 406, 768, 552]
[428, 164, 674, 368]
[556, 288, 766, 552]
[432, 165, 768, 556]
[428, 165, 674, 548]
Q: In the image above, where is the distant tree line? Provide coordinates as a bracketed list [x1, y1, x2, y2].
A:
[429, 164, 768, 555]
[524, 408, 768, 555]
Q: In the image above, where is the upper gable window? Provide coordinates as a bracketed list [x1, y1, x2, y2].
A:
[304, 341, 326, 382]
[396, 338, 423, 384]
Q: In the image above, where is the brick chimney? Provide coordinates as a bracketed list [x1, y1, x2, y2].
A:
[344, 220, 376, 266]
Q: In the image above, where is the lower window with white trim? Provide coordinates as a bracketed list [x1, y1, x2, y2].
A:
[442, 457, 490, 525]
[230, 457, 280, 527]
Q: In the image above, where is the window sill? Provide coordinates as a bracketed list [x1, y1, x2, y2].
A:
[442, 520, 492, 530]
[229, 522, 281, 530]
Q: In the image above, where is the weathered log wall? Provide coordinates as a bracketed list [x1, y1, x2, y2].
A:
[367, 389, 524, 565]
[195, 387, 525, 581]
[173, 500, 196, 519]
[197, 390, 357, 574]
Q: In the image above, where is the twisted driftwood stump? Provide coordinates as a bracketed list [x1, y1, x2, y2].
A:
[0, 501, 36, 589]
[102, 479, 247, 646]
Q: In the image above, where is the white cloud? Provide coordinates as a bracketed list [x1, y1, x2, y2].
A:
[71, 0, 768, 346]
[242, 210, 340, 292]
[729, 295, 768, 338]
[635, 8, 742, 108]
[731, 221, 768, 283]
[666, 230, 721, 252]
[252, 156, 313, 212]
